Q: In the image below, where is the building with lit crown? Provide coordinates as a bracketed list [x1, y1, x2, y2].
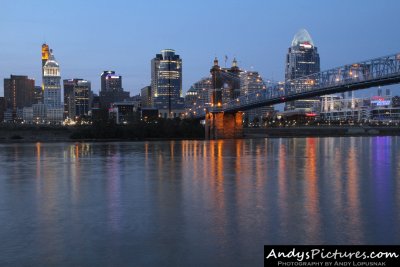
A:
[151, 49, 184, 118]
[40, 43, 50, 104]
[42, 49, 63, 123]
[285, 29, 320, 111]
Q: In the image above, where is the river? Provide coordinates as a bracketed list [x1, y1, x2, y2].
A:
[0, 137, 399, 266]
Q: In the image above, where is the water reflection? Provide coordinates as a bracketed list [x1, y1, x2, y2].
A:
[303, 138, 321, 243]
[345, 138, 363, 243]
[0, 137, 399, 266]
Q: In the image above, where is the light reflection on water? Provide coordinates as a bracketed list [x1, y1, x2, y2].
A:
[0, 137, 399, 266]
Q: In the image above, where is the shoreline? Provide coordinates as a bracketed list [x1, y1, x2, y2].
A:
[244, 126, 400, 138]
[1, 126, 400, 143]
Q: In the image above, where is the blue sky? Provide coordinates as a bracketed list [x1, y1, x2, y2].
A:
[1, 0, 399, 97]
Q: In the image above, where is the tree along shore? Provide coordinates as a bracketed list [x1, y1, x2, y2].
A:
[0, 118, 205, 142]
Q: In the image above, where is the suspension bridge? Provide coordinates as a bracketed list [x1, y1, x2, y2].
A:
[193, 53, 400, 139]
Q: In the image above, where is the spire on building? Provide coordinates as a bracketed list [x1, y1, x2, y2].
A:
[291, 28, 315, 47]
[214, 57, 219, 66]
[232, 57, 237, 67]
[43, 50, 59, 69]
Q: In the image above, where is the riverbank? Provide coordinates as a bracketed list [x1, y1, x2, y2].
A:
[2, 125, 399, 143]
[0, 126, 73, 142]
[0, 120, 205, 143]
[244, 126, 400, 138]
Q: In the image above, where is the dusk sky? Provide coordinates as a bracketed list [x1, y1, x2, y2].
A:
[1, 0, 399, 97]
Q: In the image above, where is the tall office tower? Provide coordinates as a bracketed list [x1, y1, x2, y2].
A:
[99, 71, 129, 108]
[140, 85, 152, 108]
[101, 71, 122, 92]
[72, 80, 91, 118]
[43, 49, 63, 123]
[64, 78, 91, 119]
[151, 49, 184, 118]
[285, 29, 320, 111]
[43, 49, 62, 108]
[4, 75, 35, 121]
[63, 79, 79, 118]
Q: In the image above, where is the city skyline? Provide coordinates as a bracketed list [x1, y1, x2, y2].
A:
[1, 0, 400, 97]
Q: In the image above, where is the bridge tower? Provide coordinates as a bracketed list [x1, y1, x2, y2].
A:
[206, 57, 244, 139]
[205, 111, 243, 139]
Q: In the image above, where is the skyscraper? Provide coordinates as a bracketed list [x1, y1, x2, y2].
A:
[285, 29, 320, 111]
[4, 75, 35, 121]
[151, 49, 184, 118]
[43, 50, 62, 108]
[140, 85, 152, 108]
[63, 79, 91, 119]
[63, 79, 79, 118]
[43, 49, 63, 122]
[99, 71, 129, 108]
[72, 79, 91, 118]
[101, 71, 122, 92]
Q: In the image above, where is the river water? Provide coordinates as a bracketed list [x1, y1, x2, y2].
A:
[0, 137, 399, 266]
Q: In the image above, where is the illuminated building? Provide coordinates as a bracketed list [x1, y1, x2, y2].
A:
[109, 102, 140, 124]
[151, 49, 184, 118]
[140, 85, 152, 108]
[43, 49, 62, 108]
[101, 71, 121, 92]
[320, 90, 400, 122]
[73, 80, 91, 118]
[185, 77, 212, 109]
[41, 43, 50, 76]
[239, 71, 274, 123]
[63, 79, 91, 119]
[43, 49, 63, 123]
[41, 43, 50, 97]
[184, 87, 198, 108]
[184, 77, 212, 117]
[4, 75, 35, 121]
[63, 79, 78, 118]
[99, 71, 129, 108]
[285, 29, 320, 111]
